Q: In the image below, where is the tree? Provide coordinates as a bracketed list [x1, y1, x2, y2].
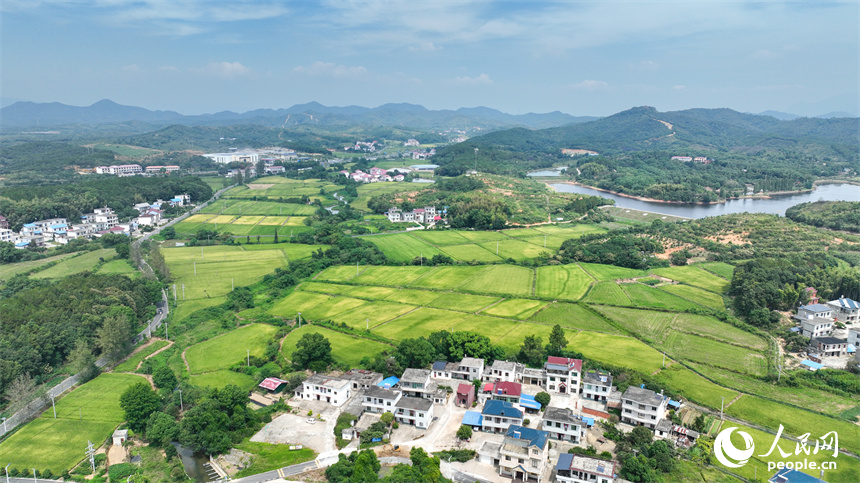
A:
[291, 332, 333, 370]
[178, 402, 231, 455]
[114, 242, 131, 259]
[153, 367, 178, 390]
[120, 381, 161, 432]
[67, 339, 98, 384]
[534, 391, 551, 410]
[620, 454, 657, 483]
[517, 335, 545, 367]
[546, 324, 568, 356]
[628, 426, 654, 449]
[394, 338, 436, 369]
[97, 313, 134, 362]
[145, 411, 179, 447]
[457, 424, 472, 440]
[380, 412, 394, 426]
[5, 372, 36, 408]
[162, 226, 176, 240]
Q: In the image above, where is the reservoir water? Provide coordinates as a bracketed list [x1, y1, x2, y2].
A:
[549, 182, 860, 219]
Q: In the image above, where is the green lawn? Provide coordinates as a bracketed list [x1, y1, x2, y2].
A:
[535, 264, 594, 301]
[427, 293, 502, 313]
[439, 243, 503, 262]
[651, 266, 730, 293]
[481, 298, 548, 319]
[409, 265, 488, 290]
[114, 340, 170, 372]
[185, 324, 278, 374]
[658, 283, 725, 310]
[365, 233, 443, 262]
[329, 301, 418, 329]
[652, 365, 739, 409]
[458, 265, 534, 296]
[48, 373, 147, 423]
[372, 307, 464, 341]
[578, 262, 647, 280]
[620, 283, 701, 311]
[529, 303, 624, 334]
[353, 265, 435, 286]
[303, 297, 369, 321]
[0, 418, 118, 473]
[31, 249, 117, 279]
[189, 370, 256, 391]
[282, 325, 391, 366]
[95, 259, 139, 278]
[582, 281, 631, 305]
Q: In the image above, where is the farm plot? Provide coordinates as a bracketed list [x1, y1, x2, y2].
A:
[48, 373, 147, 422]
[354, 265, 435, 286]
[0, 419, 118, 473]
[329, 301, 418, 329]
[183, 213, 217, 223]
[571, 332, 666, 374]
[190, 370, 256, 391]
[384, 288, 442, 306]
[203, 201, 317, 216]
[115, 340, 170, 372]
[411, 230, 472, 246]
[269, 291, 333, 317]
[297, 281, 356, 295]
[478, 239, 549, 260]
[457, 230, 509, 243]
[651, 266, 730, 293]
[258, 216, 289, 225]
[302, 297, 369, 321]
[409, 265, 489, 290]
[520, 235, 568, 250]
[231, 215, 265, 225]
[582, 281, 631, 305]
[95, 259, 139, 278]
[532, 224, 607, 238]
[427, 293, 502, 313]
[315, 265, 361, 282]
[578, 263, 647, 281]
[658, 284, 725, 310]
[652, 365, 739, 409]
[163, 246, 288, 299]
[363, 233, 443, 262]
[0, 252, 76, 281]
[458, 265, 534, 296]
[345, 285, 398, 300]
[185, 324, 278, 374]
[590, 306, 674, 341]
[529, 303, 624, 334]
[208, 215, 238, 225]
[620, 283, 701, 311]
[481, 298, 548, 319]
[440, 243, 503, 262]
[453, 315, 521, 338]
[662, 332, 767, 376]
[31, 249, 117, 279]
[493, 323, 577, 351]
[283, 216, 309, 226]
[372, 307, 464, 341]
[172, 221, 206, 234]
[499, 228, 543, 237]
[535, 264, 594, 301]
[698, 261, 735, 280]
[170, 297, 226, 322]
[282, 325, 390, 366]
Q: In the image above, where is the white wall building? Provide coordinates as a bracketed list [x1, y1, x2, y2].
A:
[394, 396, 434, 429]
[621, 386, 668, 429]
[297, 374, 351, 406]
[582, 370, 613, 402]
[362, 386, 402, 414]
[541, 407, 583, 443]
[827, 297, 860, 324]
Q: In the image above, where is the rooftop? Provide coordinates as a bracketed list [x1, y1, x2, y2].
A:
[457, 383, 474, 396]
[258, 377, 287, 391]
[494, 381, 522, 397]
[545, 356, 583, 372]
[305, 374, 350, 390]
[364, 386, 401, 400]
[504, 425, 548, 448]
[622, 386, 665, 406]
[459, 357, 484, 368]
[800, 304, 833, 313]
[829, 297, 860, 310]
[395, 396, 433, 412]
[556, 453, 615, 478]
[432, 361, 447, 371]
[401, 368, 431, 383]
[813, 336, 847, 346]
[584, 370, 613, 385]
[483, 399, 523, 418]
[463, 411, 483, 427]
[543, 407, 582, 424]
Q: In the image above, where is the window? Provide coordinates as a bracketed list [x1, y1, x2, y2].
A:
[505, 456, 511, 461]
[531, 460, 538, 468]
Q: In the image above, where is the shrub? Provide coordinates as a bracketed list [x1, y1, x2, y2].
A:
[108, 463, 136, 481]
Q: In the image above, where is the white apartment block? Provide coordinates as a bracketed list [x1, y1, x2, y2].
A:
[582, 370, 613, 402]
[203, 152, 260, 164]
[544, 357, 582, 395]
[362, 386, 402, 414]
[800, 317, 833, 339]
[541, 407, 583, 443]
[483, 360, 524, 384]
[95, 164, 143, 175]
[394, 396, 434, 429]
[795, 304, 833, 321]
[451, 357, 484, 381]
[481, 400, 524, 434]
[399, 369, 436, 400]
[621, 386, 668, 429]
[0, 228, 14, 243]
[297, 374, 351, 406]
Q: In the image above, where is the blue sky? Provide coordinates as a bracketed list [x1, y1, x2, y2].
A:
[2, 1, 858, 116]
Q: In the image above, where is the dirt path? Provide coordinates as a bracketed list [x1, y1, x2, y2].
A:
[724, 393, 744, 410]
[181, 348, 191, 373]
[134, 340, 174, 371]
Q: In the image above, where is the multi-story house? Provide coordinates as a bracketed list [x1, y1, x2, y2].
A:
[621, 386, 668, 429]
[394, 396, 434, 429]
[0, 215, 8, 229]
[795, 304, 833, 322]
[0, 228, 14, 243]
[800, 318, 833, 339]
[481, 400, 524, 434]
[827, 297, 860, 324]
[544, 356, 582, 395]
[483, 360, 524, 384]
[451, 357, 484, 381]
[541, 407, 583, 443]
[556, 454, 616, 483]
[399, 369, 436, 400]
[848, 328, 860, 348]
[81, 207, 119, 232]
[297, 374, 351, 406]
[431, 361, 455, 379]
[582, 370, 613, 401]
[456, 383, 476, 407]
[362, 386, 402, 414]
[341, 369, 383, 391]
[810, 337, 848, 358]
[491, 381, 522, 405]
[498, 425, 549, 483]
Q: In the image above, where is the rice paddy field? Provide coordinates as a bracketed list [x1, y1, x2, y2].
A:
[223, 177, 341, 200]
[0, 252, 77, 281]
[184, 324, 278, 374]
[173, 213, 311, 237]
[650, 265, 731, 293]
[114, 340, 170, 372]
[281, 325, 392, 366]
[30, 249, 118, 279]
[189, 370, 256, 391]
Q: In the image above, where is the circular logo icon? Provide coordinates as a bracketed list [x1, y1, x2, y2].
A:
[714, 427, 755, 468]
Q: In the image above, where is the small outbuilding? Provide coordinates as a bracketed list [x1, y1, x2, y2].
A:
[456, 383, 475, 407]
[112, 429, 128, 446]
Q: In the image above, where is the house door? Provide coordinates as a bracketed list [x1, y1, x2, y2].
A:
[516, 471, 524, 480]
[559, 383, 567, 394]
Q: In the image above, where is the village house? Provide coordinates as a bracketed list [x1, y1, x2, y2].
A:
[399, 369, 437, 400]
[362, 386, 402, 414]
[521, 367, 546, 387]
[555, 454, 616, 483]
[848, 328, 860, 348]
[809, 337, 848, 358]
[456, 383, 476, 407]
[621, 386, 668, 429]
[482, 400, 524, 434]
[582, 370, 613, 401]
[431, 361, 456, 379]
[483, 360, 524, 384]
[81, 207, 119, 232]
[497, 425, 550, 483]
[544, 356, 582, 395]
[203, 152, 260, 164]
[799, 317, 834, 339]
[827, 296, 860, 324]
[491, 381, 522, 405]
[0, 215, 8, 229]
[386, 206, 437, 224]
[795, 304, 833, 322]
[451, 357, 485, 381]
[264, 165, 286, 174]
[655, 420, 700, 448]
[805, 287, 820, 305]
[541, 407, 583, 443]
[394, 397, 434, 429]
[296, 374, 351, 406]
[341, 369, 383, 391]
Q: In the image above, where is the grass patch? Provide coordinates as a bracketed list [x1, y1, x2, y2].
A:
[652, 365, 739, 409]
[582, 281, 631, 305]
[658, 284, 725, 310]
[698, 261, 735, 280]
[170, 297, 226, 323]
[529, 303, 623, 334]
[95, 259, 139, 278]
[651, 266, 730, 293]
[185, 324, 278, 374]
[329, 301, 418, 329]
[439, 243, 503, 262]
[0, 418, 118, 473]
[31, 249, 117, 279]
[578, 262, 647, 281]
[189, 370, 256, 391]
[427, 293, 502, 313]
[354, 266, 435, 286]
[48, 373, 147, 422]
[114, 340, 169, 372]
[535, 264, 594, 301]
[233, 440, 317, 478]
[481, 298, 548, 319]
[458, 265, 534, 296]
[0, 252, 77, 281]
[282, 325, 390, 366]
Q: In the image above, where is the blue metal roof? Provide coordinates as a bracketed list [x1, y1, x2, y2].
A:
[800, 360, 823, 370]
[790, 327, 801, 333]
[50, 224, 67, 229]
[519, 394, 541, 410]
[582, 417, 595, 426]
[378, 376, 399, 388]
[505, 425, 548, 448]
[769, 467, 826, 483]
[23, 223, 36, 227]
[831, 297, 860, 310]
[801, 304, 832, 312]
[15, 242, 28, 247]
[482, 400, 522, 418]
[556, 453, 573, 470]
[848, 344, 856, 353]
[462, 411, 483, 427]
[667, 399, 681, 409]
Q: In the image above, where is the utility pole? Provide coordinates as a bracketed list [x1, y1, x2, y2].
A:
[247, 349, 250, 366]
[173, 284, 177, 301]
[182, 284, 185, 300]
[474, 147, 479, 173]
[366, 318, 369, 331]
[51, 394, 56, 418]
[232, 278, 234, 291]
[165, 319, 168, 342]
[662, 352, 665, 368]
[86, 440, 96, 471]
[297, 312, 301, 328]
[496, 242, 499, 255]
[32, 469, 36, 483]
[720, 396, 725, 420]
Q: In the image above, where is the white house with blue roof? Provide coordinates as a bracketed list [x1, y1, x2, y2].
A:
[498, 425, 550, 482]
[482, 399, 524, 434]
[827, 296, 860, 324]
[795, 303, 835, 338]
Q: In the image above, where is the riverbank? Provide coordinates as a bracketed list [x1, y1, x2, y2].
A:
[548, 180, 721, 204]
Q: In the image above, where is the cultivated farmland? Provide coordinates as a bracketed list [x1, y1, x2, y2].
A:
[282, 325, 391, 366]
[184, 324, 278, 374]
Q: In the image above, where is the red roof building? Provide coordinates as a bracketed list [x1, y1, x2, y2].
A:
[492, 381, 522, 404]
[259, 377, 288, 392]
[456, 383, 475, 407]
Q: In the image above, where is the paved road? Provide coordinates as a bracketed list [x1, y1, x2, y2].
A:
[6, 477, 66, 483]
[231, 459, 320, 483]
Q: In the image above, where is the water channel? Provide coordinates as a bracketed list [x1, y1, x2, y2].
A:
[549, 182, 860, 219]
[173, 443, 220, 482]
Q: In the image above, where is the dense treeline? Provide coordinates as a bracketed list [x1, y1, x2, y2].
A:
[0, 141, 116, 184]
[0, 176, 212, 230]
[0, 272, 161, 402]
[786, 200, 860, 233]
[559, 233, 666, 269]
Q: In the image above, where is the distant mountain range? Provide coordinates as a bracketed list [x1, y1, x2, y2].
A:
[0, 99, 597, 130]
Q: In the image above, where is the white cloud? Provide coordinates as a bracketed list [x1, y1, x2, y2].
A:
[447, 73, 493, 86]
[293, 62, 370, 80]
[569, 80, 608, 90]
[193, 61, 251, 78]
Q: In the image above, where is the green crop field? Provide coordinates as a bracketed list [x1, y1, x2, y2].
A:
[658, 283, 725, 310]
[303, 297, 369, 320]
[653, 365, 739, 408]
[282, 325, 391, 366]
[372, 307, 463, 340]
[663, 332, 767, 375]
[411, 230, 472, 246]
[269, 291, 333, 317]
[454, 315, 520, 338]
[0, 253, 77, 281]
[481, 298, 548, 319]
[409, 265, 487, 290]
[185, 324, 278, 374]
[651, 266, 730, 293]
[582, 281, 631, 305]
[572, 332, 666, 374]
[170, 296, 226, 322]
[521, 235, 568, 250]
[620, 283, 701, 311]
[492, 322, 573, 351]
[31, 249, 117, 279]
[535, 264, 594, 301]
[500, 228, 543, 238]
[201, 200, 316, 216]
[298, 281, 356, 295]
[190, 370, 256, 391]
[315, 265, 362, 282]
[440, 243, 503, 262]
[532, 224, 607, 238]
[384, 288, 443, 306]
[457, 230, 509, 243]
[95, 259, 139, 278]
[578, 262, 647, 281]
[114, 340, 170, 372]
[48, 373, 147, 422]
[363, 233, 443, 262]
[529, 303, 624, 334]
[354, 265, 435, 286]
[458, 265, 534, 296]
[346, 285, 398, 299]
[329, 301, 417, 329]
[232, 215, 265, 225]
[427, 293, 501, 313]
[479, 239, 549, 260]
[0, 419, 118, 473]
[91, 143, 161, 157]
[698, 261, 735, 280]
